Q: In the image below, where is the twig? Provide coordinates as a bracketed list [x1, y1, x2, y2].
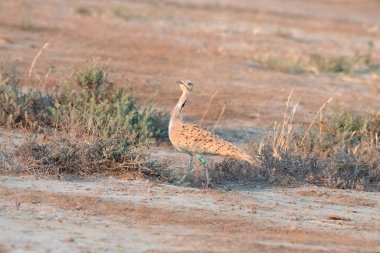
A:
[200, 90, 218, 126]
[27, 42, 49, 83]
[301, 97, 333, 145]
[212, 104, 226, 132]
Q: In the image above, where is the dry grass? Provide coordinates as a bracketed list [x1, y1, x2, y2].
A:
[209, 92, 380, 191]
[214, 95, 380, 190]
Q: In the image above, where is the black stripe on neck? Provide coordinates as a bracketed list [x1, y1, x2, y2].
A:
[181, 100, 187, 109]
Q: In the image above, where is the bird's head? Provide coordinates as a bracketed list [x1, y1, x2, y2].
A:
[177, 80, 193, 93]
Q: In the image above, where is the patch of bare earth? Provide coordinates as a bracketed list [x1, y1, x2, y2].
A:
[0, 176, 379, 252]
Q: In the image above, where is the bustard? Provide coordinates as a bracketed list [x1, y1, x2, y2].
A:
[169, 80, 253, 185]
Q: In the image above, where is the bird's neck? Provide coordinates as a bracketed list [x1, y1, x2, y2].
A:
[170, 91, 188, 124]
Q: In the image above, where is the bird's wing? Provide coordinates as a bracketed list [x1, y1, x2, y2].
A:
[173, 123, 253, 163]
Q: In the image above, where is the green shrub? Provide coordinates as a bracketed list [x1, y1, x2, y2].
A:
[0, 62, 169, 177]
[50, 85, 165, 142]
[74, 61, 107, 93]
[0, 82, 54, 129]
[0, 62, 168, 141]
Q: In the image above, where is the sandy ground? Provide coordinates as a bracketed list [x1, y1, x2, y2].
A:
[0, 176, 379, 253]
[1, 0, 380, 252]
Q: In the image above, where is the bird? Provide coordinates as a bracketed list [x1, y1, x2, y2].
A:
[169, 80, 254, 186]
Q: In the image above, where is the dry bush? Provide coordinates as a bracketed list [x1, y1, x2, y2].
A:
[212, 95, 379, 191]
[210, 158, 266, 184]
[303, 110, 380, 190]
[270, 107, 378, 190]
[0, 61, 169, 177]
[15, 134, 146, 177]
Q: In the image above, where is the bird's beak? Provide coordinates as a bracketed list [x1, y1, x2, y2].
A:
[176, 80, 182, 85]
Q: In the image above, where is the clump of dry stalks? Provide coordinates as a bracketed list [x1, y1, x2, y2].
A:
[15, 135, 146, 177]
[259, 92, 380, 190]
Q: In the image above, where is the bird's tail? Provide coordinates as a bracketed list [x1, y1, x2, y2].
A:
[196, 132, 255, 164]
[233, 150, 255, 164]
[218, 142, 255, 164]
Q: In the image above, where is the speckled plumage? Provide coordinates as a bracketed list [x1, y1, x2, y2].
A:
[169, 80, 253, 164]
[170, 122, 253, 163]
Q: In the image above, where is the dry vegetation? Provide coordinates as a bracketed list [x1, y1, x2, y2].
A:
[0, 61, 168, 177]
[256, 101, 380, 191]
[1, 61, 379, 191]
[212, 96, 380, 191]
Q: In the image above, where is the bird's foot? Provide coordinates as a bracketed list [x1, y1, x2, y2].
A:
[202, 166, 213, 188]
[176, 173, 190, 186]
[202, 181, 214, 189]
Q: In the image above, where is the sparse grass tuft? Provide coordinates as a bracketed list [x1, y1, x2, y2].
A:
[256, 44, 379, 75]
[260, 57, 303, 74]
[76, 7, 92, 16]
[74, 61, 107, 91]
[112, 8, 130, 20]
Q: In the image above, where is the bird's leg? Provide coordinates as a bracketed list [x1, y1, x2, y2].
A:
[205, 165, 210, 188]
[178, 154, 193, 184]
[198, 156, 211, 188]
